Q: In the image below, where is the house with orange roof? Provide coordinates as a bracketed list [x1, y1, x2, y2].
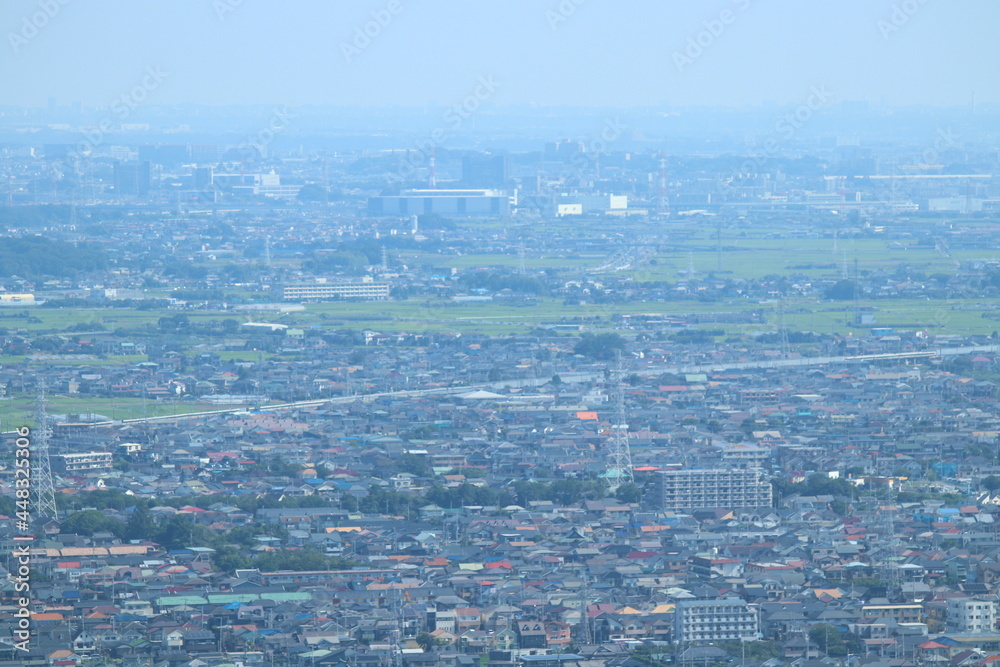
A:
[46, 649, 81, 666]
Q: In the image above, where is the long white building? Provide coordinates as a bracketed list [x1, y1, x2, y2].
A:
[280, 278, 390, 301]
[653, 468, 772, 512]
[674, 599, 759, 643]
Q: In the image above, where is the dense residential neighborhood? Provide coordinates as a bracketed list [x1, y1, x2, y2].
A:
[5, 324, 1000, 665]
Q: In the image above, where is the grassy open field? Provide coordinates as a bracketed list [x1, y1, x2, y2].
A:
[0, 307, 244, 334]
[610, 238, 966, 282]
[4, 220, 999, 355]
[0, 394, 251, 429]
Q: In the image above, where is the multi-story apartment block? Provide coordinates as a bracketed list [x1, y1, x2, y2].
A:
[862, 603, 924, 624]
[674, 599, 759, 643]
[654, 468, 772, 512]
[689, 556, 744, 579]
[948, 598, 997, 634]
[280, 278, 390, 301]
[51, 451, 114, 474]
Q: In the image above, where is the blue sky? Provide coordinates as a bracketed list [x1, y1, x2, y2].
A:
[2, 0, 997, 109]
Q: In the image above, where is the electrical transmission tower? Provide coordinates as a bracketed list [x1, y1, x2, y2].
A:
[657, 149, 670, 215]
[579, 575, 593, 645]
[778, 299, 789, 358]
[33, 384, 59, 522]
[606, 356, 634, 492]
[877, 470, 902, 599]
[878, 516, 902, 598]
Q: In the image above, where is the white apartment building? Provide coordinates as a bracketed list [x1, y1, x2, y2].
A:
[948, 598, 997, 634]
[280, 278, 390, 301]
[674, 599, 759, 643]
[654, 468, 772, 512]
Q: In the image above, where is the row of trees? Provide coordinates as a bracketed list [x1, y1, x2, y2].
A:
[0, 236, 107, 279]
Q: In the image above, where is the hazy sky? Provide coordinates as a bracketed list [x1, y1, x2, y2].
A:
[3, 0, 997, 109]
